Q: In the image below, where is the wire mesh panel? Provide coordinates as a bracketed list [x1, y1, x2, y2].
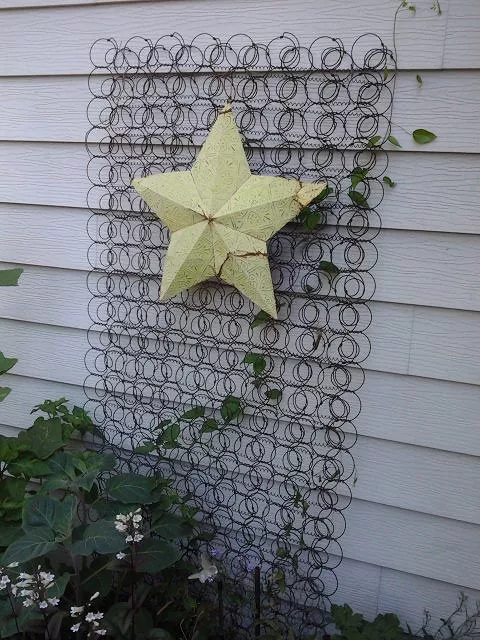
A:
[85, 32, 395, 636]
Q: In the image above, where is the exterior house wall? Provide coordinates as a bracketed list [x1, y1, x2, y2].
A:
[0, 0, 479, 628]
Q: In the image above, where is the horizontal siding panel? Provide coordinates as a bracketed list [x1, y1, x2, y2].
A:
[444, 1, 480, 70]
[0, 0, 449, 75]
[2, 377, 480, 589]
[1, 71, 479, 153]
[4, 336, 480, 458]
[343, 499, 480, 589]
[377, 568, 480, 629]
[1, 269, 480, 384]
[3, 374, 480, 523]
[2, 208, 480, 312]
[2, 146, 480, 235]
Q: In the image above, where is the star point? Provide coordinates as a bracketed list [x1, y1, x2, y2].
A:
[132, 104, 327, 317]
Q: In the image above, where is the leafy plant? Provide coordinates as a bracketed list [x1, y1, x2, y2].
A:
[0, 267, 22, 402]
[331, 604, 403, 640]
[0, 399, 218, 640]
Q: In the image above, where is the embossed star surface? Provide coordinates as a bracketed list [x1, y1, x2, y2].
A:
[132, 103, 326, 318]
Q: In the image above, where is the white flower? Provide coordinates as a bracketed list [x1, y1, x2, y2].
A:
[96, 630, 107, 636]
[23, 598, 34, 608]
[71, 623, 81, 632]
[89, 592, 100, 602]
[116, 552, 126, 560]
[7, 562, 19, 568]
[0, 575, 10, 590]
[86, 611, 104, 623]
[38, 601, 48, 609]
[133, 533, 144, 543]
[188, 554, 218, 584]
[71, 605, 84, 616]
[48, 597, 60, 606]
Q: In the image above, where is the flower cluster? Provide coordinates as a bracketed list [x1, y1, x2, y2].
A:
[70, 591, 106, 636]
[11, 566, 59, 609]
[115, 508, 144, 544]
[0, 562, 18, 591]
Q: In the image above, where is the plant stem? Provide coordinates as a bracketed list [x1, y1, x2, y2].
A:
[6, 587, 20, 635]
[42, 611, 52, 640]
[130, 546, 136, 640]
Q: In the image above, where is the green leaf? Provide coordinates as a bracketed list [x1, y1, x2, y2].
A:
[151, 513, 193, 539]
[134, 442, 156, 454]
[220, 396, 243, 424]
[299, 210, 323, 230]
[266, 389, 282, 402]
[8, 456, 52, 478]
[23, 494, 77, 539]
[318, 261, 341, 278]
[0, 268, 23, 287]
[383, 176, 396, 188]
[350, 167, 369, 189]
[0, 353, 17, 376]
[2, 527, 56, 564]
[387, 135, 402, 147]
[159, 423, 181, 449]
[348, 190, 369, 209]
[80, 556, 113, 598]
[181, 406, 205, 420]
[0, 387, 11, 402]
[416, 74, 423, 86]
[149, 631, 175, 640]
[413, 128, 437, 144]
[250, 309, 272, 328]
[107, 473, 154, 504]
[243, 352, 267, 377]
[71, 519, 126, 556]
[383, 67, 389, 80]
[367, 135, 382, 148]
[200, 418, 218, 434]
[0, 436, 19, 463]
[0, 523, 22, 548]
[154, 419, 172, 431]
[17, 417, 65, 459]
[134, 538, 181, 573]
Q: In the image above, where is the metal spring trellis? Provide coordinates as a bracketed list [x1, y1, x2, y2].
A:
[85, 32, 395, 637]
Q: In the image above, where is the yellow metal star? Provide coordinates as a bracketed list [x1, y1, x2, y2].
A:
[132, 103, 326, 318]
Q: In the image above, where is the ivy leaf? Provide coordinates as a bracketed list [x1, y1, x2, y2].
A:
[153, 419, 172, 432]
[348, 190, 370, 209]
[106, 473, 155, 504]
[134, 442, 156, 454]
[350, 167, 369, 189]
[416, 74, 423, 86]
[0, 387, 11, 402]
[266, 389, 282, 402]
[318, 261, 341, 278]
[250, 309, 272, 328]
[299, 210, 324, 230]
[200, 419, 218, 434]
[413, 128, 437, 144]
[383, 176, 396, 188]
[387, 135, 402, 147]
[181, 406, 205, 420]
[159, 423, 181, 449]
[220, 396, 243, 424]
[0, 268, 23, 287]
[0, 353, 17, 376]
[243, 352, 267, 377]
[367, 135, 382, 148]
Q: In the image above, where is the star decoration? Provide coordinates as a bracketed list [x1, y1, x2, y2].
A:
[132, 103, 326, 318]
